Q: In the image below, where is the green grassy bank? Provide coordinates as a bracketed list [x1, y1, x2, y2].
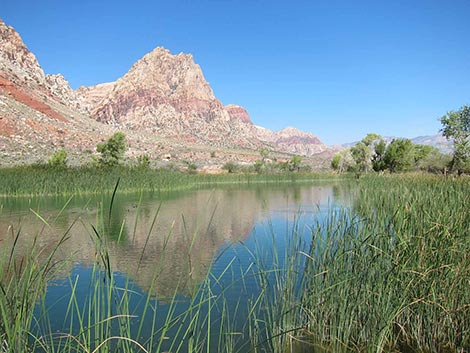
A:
[0, 165, 341, 197]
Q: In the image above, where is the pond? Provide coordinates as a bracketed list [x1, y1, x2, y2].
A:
[0, 182, 353, 353]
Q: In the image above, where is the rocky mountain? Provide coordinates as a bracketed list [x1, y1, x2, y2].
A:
[254, 126, 328, 155]
[411, 134, 453, 154]
[77, 47, 261, 149]
[78, 46, 329, 155]
[342, 134, 453, 154]
[0, 20, 118, 165]
[0, 19, 330, 168]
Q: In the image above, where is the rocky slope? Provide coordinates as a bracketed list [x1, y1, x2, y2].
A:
[0, 20, 115, 164]
[0, 18, 331, 168]
[78, 47, 261, 149]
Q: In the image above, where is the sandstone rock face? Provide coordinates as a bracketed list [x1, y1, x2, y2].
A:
[0, 19, 116, 165]
[80, 47, 259, 148]
[45, 73, 86, 113]
[76, 82, 115, 113]
[79, 46, 328, 155]
[271, 127, 326, 155]
[254, 126, 327, 156]
[225, 104, 252, 125]
[0, 20, 84, 111]
[0, 20, 45, 85]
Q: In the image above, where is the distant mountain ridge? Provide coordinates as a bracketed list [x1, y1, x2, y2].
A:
[342, 134, 453, 154]
[0, 18, 331, 167]
[411, 134, 453, 153]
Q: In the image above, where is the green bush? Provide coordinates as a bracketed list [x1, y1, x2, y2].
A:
[48, 149, 67, 168]
[96, 132, 126, 167]
[222, 162, 238, 173]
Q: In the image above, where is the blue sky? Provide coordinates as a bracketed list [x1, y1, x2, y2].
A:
[2, 0, 470, 145]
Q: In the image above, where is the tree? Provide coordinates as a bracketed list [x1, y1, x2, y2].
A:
[417, 148, 452, 174]
[222, 162, 239, 173]
[440, 105, 470, 174]
[383, 139, 415, 173]
[96, 132, 127, 167]
[48, 149, 67, 168]
[362, 133, 382, 147]
[289, 155, 302, 172]
[331, 154, 342, 172]
[350, 133, 384, 174]
[184, 161, 197, 174]
[371, 139, 386, 172]
[350, 141, 371, 173]
[253, 160, 265, 174]
[259, 148, 269, 162]
[331, 150, 354, 173]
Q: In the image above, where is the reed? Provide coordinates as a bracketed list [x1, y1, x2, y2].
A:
[0, 165, 340, 197]
[295, 174, 470, 352]
[1, 182, 246, 353]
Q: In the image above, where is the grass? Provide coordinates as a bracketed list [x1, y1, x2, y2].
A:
[0, 165, 343, 197]
[293, 174, 470, 352]
[1, 174, 469, 353]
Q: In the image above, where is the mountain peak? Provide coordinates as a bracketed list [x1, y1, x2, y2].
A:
[0, 18, 45, 84]
[225, 104, 253, 124]
[1, 19, 330, 167]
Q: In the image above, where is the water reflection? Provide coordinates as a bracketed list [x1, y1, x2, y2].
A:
[0, 183, 348, 298]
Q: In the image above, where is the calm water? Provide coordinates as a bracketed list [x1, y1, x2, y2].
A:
[0, 182, 353, 352]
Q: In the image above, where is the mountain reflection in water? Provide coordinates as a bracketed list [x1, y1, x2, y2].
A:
[0, 183, 350, 298]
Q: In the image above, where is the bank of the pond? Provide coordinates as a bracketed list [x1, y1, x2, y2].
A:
[0, 165, 346, 197]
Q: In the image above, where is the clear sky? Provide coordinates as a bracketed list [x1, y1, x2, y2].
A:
[2, 0, 470, 145]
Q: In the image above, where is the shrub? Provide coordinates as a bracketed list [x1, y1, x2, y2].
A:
[96, 132, 126, 167]
[222, 162, 238, 173]
[48, 149, 67, 168]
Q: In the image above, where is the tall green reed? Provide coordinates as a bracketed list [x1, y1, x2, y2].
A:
[0, 213, 71, 352]
[297, 175, 470, 352]
[17, 181, 247, 353]
[0, 165, 340, 197]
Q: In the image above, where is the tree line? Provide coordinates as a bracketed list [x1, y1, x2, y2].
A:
[332, 105, 470, 175]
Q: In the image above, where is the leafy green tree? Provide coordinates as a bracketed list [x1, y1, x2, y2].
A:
[259, 148, 269, 162]
[350, 141, 371, 173]
[350, 133, 384, 173]
[331, 154, 342, 172]
[440, 105, 470, 174]
[289, 155, 303, 172]
[253, 160, 265, 174]
[96, 132, 127, 167]
[413, 144, 434, 164]
[222, 162, 239, 173]
[372, 139, 386, 172]
[417, 148, 452, 174]
[362, 133, 382, 146]
[48, 149, 67, 168]
[183, 161, 198, 174]
[383, 139, 415, 172]
[331, 150, 354, 173]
